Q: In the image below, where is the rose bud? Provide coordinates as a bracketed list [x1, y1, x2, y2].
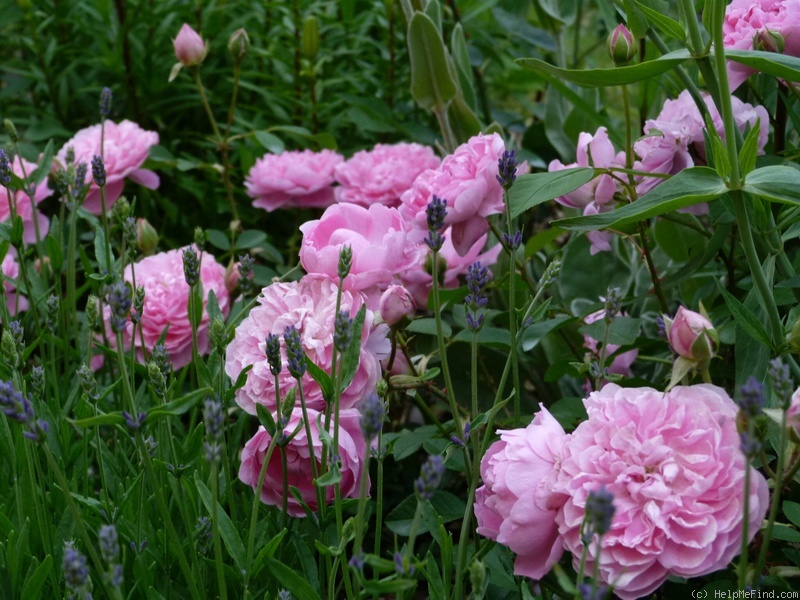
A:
[136, 218, 158, 256]
[173, 23, 208, 67]
[663, 306, 718, 362]
[379, 285, 415, 327]
[228, 28, 250, 61]
[607, 24, 637, 66]
[753, 29, 785, 54]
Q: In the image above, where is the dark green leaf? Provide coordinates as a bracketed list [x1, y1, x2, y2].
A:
[44, 234, 63, 272]
[391, 425, 439, 461]
[408, 12, 457, 110]
[315, 462, 341, 487]
[738, 119, 761, 177]
[509, 168, 595, 219]
[770, 524, 800, 543]
[69, 412, 125, 427]
[21, 555, 52, 600]
[234, 230, 268, 250]
[251, 529, 288, 578]
[520, 316, 574, 351]
[516, 49, 690, 87]
[195, 477, 246, 573]
[579, 317, 641, 346]
[147, 387, 212, 419]
[264, 558, 322, 600]
[386, 492, 466, 535]
[784, 501, 800, 528]
[634, 0, 686, 41]
[743, 165, 800, 205]
[452, 327, 510, 348]
[726, 50, 800, 85]
[339, 305, 366, 392]
[306, 357, 334, 404]
[254, 131, 285, 154]
[206, 229, 230, 251]
[716, 282, 774, 350]
[256, 403, 276, 435]
[406, 317, 452, 338]
[555, 167, 726, 231]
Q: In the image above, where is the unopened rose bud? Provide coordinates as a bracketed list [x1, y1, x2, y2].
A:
[228, 28, 250, 61]
[301, 16, 319, 60]
[173, 23, 208, 67]
[136, 218, 158, 255]
[607, 24, 637, 66]
[663, 306, 718, 362]
[379, 285, 416, 327]
[754, 29, 785, 54]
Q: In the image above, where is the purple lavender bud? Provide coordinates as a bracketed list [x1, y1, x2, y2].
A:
[583, 486, 615, 543]
[333, 309, 353, 352]
[426, 195, 447, 232]
[338, 245, 352, 280]
[122, 411, 146, 430]
[131, 285, 145, 325]
[62, 541, 90, 591]
[104, 281, 132, 333]
[91, 155, 106, 187]
[655, 316, 667, 341]
[99, 87, 113, 117]
[204, 396, 224, 462]
[739, 431, 762, 458]
[77, 364, 100, 401]
[151, 343, 171, 380]
[496, 149, 518, 190]
[0, 380, 47, 443]
[278, 590, 293, 600]
[359, 393, 385, 441]
[502, 230, 522, 251]
[424, 230, 445, 252]
[31, 365, 45, 397]
[601, 287, 622, 323]
[46, 294, 60, 333]
[465, 312, 485, 331]
[737, 377, 765, 418]
[465, 261, 490, 331]
[768, 358, 793, 409]
[265, 333, 282, 375]
[195, 516, 212, 555]
[73, 162, 88, 199]
[578, 583, 609, 600]
[0, 150, 11, 187]
[414, 454, 445, 500]
[99, 524, 120, 564]
[109, 564, 123, 587]
[348, 552, 365, 571]
[283, 325, 306, 378]
[237, 253, 256, 295]
[182, 247, 200, 287]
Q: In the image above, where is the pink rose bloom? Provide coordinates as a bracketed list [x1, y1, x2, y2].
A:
[2, 250, 28, 317]
[173, 23, 208, 66]
[582, 309, 637, 376]
[787, 387, 800, 439]
[548, 127, 625, 209]
[474, 405, 567, 580]
[245, 149, 344, 212]
[635, 91, 768, 200]
[0, 156, 52, 244]
[723, 0, 800, 90]
[334, 143, 440, 208]
[225, 274, 389, 415]
[400, 229, 501, 307]
[399, 133, 506, 256]
[103, 247, 230, 369]
[299, 203, 420, 301]
[239, 407, 368, 517]
[665, 306, 717, 361]
[56, 120, 160, 215]
[582, 203, 616, 255]
[553, 384, 769, 600]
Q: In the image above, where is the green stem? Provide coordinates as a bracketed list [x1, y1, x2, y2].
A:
[210, 461, 228, 600]
[244, 428, 279, 588]
[753, 409, 788, 582]
[350, 452, 372, 597]
[738, 421, 754, 589]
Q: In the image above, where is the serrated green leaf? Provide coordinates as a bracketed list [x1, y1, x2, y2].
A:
[509, 168, 595, 219]
[408, 12, 457, 110]
[517, 48, 690, 87]
[555, 167, 726, 231]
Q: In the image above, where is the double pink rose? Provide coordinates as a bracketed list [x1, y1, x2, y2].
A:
[399, 133, 507, 256]
[225, 274, 389, 415]
[245, 149, 343, 212]
[56, 120, 160, 214]
[105, 246, 230, 369]
[0, 155, 52, 244]
[239, 407, 368, 517]
[334, 142, 440, 208]
[299, 203, 420, 302]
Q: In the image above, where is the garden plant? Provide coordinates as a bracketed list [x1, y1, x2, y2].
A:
[3, 0, 800, 598]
